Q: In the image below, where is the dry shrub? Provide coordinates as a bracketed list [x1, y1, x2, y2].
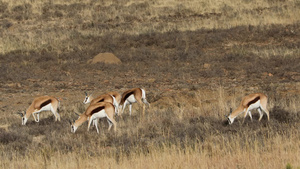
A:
[272, 106, 299, 123]
[0, 2, 8, 15]
[11, 3, 32, 21]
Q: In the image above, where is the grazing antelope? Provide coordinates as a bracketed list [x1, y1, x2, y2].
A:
[83, 92, 118, 114]
[106, 91, 121, 106]
[226, 93, 270, 125]
[119, 88, 150, 116]
[17, 96, 61, 125]
[82, 91, 119, 129]
[70, 102, 117, 134]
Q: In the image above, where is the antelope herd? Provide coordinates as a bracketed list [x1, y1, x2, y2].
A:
[17, 88, 151, 133]
[16, 89, 270, 134]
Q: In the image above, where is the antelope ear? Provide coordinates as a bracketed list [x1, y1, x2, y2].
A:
[225, 108, 232, 118]
[84, 91, 88, 96]
[74, 112, 80, 117]
[90, 91, 94, 96]
[68, 120, 73, 125]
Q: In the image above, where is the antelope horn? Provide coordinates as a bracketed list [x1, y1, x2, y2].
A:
[84, 91, 88, 96]
[225, 108, 232, 118]
[16, 112, 24, 117]
[74, 112, 80, 116]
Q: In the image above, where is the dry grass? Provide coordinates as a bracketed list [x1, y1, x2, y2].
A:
[0, 0, 299, 54]
[1, 135, 299, 169]
[0, 86, 300, 168]
[1, 0, 300, 168]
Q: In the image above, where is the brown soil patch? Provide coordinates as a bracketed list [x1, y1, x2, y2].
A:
[87, 53, 121, 64]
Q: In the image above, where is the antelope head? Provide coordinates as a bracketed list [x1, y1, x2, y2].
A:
[83, 91, 93, 104]
[17, 110, 28, 125]
[69, 119, 77, 133]
[226, 108, 234, 125]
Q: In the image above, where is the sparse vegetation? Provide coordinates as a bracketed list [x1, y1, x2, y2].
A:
[0, 0, 300, 168]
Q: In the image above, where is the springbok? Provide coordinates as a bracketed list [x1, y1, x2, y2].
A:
[119, 88, 150, 116]
[17, 96, 61, 125]
[226, 93, 270, 124]
[70, 102, 117, 134]
[83, 92, 119, 113]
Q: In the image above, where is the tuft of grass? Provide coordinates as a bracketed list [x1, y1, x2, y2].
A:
[286, 163, 293, 169]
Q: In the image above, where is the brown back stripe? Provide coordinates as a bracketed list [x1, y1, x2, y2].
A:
[91, 106, 105, 115]
[247, 96, 260, 107]
[40, 99, 52, 108]
[122, 91, 134, 103]
[97, 99, 105, 103]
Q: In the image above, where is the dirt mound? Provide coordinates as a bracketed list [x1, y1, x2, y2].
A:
[87, 53, 121, 64]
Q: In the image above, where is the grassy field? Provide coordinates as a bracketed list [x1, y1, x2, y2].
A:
[0, 0, 300, 168]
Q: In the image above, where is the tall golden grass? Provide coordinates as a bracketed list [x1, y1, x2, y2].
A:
[1, 134, 299, 169]
[0, 86, 299, 169]
[1, 0, 299, 54]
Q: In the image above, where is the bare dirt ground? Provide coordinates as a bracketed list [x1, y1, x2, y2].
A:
[1, 23, 300, 112]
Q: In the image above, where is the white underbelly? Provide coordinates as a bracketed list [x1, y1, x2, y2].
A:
[127, 95, 137, 103]
[39, 103, 52, 112]
[248, 100, 260, 111]
[92, 110, 107, 119]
